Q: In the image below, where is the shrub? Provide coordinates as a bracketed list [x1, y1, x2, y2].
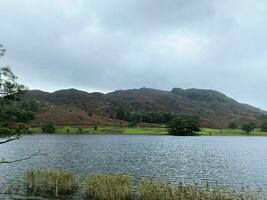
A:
[168, 115, 200, 136]
[242, 123, 255, 134]
[84, 174, 132, 200]
[228, 122, 238, 129]
[42, 122, 56, 133]
[0, 127, 13, 136]
[261, 121, 267, 132]
[26, 169, 76, 198]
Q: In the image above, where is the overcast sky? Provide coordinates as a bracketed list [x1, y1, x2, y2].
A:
[0, 0, 267, 110]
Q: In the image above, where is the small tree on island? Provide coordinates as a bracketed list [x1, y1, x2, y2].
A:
[168, 115, 200, 136]
[228, 121, 238, 129]
[242, 123, 255, 134]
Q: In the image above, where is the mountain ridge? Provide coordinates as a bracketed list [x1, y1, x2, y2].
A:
[24, 87, 267, 128]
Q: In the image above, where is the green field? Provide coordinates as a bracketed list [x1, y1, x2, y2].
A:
[30, 126, 267, 136]
[200, 128, 267, 136]
[30, 126, 168, 135]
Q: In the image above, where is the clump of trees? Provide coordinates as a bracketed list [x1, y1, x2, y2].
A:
[42, 122, 56, 133]
[228, 121, 238, 129]
[116, 106, 175, 124]
[261, 120, 267, 132]
[168, 115, 200, 136]
[242, 123, 255, 134]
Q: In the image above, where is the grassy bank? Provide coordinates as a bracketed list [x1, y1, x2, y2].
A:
[30, 126, 267, 136]
[30, 126, 169, 135]
[10, 169, 265, 199]
[200, 128, 267, 136]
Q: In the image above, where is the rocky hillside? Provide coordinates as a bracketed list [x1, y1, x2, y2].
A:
[24, 87, 267, 128]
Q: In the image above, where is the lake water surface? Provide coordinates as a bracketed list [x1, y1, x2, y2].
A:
[1, 134, 267, 196]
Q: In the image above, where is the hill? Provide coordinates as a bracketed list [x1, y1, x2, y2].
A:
[24, 87, 267, 128]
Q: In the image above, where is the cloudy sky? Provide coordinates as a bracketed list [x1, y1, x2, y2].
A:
[0, 0, 267, 110]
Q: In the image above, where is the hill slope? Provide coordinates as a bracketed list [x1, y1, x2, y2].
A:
[24, 87, 267, 128]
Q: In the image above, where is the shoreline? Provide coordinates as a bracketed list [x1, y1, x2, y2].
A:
[30, 126, 267, 136]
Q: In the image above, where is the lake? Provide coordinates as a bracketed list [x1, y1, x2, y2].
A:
[1, 134, 267, 197]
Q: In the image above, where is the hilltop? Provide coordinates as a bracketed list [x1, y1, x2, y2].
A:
[24, 87, 267, 128]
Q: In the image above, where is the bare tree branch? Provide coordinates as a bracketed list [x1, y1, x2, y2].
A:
[0, 152, 47, 164]
[0, 133, 25, 145]
[0, 136, 20, 145]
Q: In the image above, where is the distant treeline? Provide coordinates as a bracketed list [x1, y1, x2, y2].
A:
[115, 106, 175, 123]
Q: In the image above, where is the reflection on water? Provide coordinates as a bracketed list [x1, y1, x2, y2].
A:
[0, 134, 267, 194]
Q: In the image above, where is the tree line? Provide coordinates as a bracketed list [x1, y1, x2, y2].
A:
[116, 106, 175, 124]
[228, 120, 267, 134]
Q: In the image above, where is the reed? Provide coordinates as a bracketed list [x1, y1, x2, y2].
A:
[26, 169, 76, 198]
[21, 170, 265, 200]
[84, 174, 132, 200]
[137, 180, 263, 200]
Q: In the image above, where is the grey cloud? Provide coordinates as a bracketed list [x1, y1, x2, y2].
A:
[0, 0, 267, 110]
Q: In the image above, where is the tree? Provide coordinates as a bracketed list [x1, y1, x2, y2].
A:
[116, 106, 127, 120]
[261, 120, 267, 132]
[242, 123, 255, 134]
[168, 115, 200, 136]
[0, 44, 43, 164]
[42, 122, 56, 133]
[228, 121, 238, 129]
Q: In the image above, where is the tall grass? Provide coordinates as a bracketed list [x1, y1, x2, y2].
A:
[26, 169, 76, 198]
[138, 181, 263, 200]
[20, 170, 265, 200]
[84, 174, 132, 200]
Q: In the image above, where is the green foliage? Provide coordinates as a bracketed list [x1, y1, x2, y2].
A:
[261, 120, 267, 132]
[85, 174, 132, 200]
[168, 115, 200, 136]
[0, 66, 25, 100]
[116, 106, 128, 120]
[20, 100, 41, 112]
[42, 122, 56, 133]
[26, 169, 76, 198]
[228, 121, 238, 129]
[242, 123, 255, 134]
[0, 48, 34, 136]
[128, 111, 174, 124]
[0, 126, 13, 136]
[115, 106, 175, 124]
[0, 103, 34, 126]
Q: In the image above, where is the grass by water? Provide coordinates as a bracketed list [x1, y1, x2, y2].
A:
[26, 169, 76, 198]
[138, 181, 263, 200]
[85, 174, 132, 200]
[16, 169, 265, 199]
[30, 126, 267, 136]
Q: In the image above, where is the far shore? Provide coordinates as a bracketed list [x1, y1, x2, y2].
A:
[30, 125, 267, 136]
